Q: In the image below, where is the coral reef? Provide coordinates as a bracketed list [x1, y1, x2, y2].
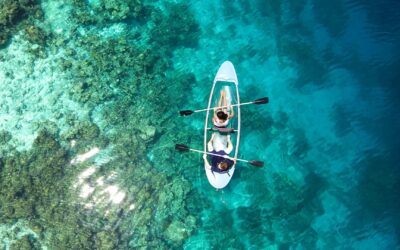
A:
[243, 171, 325, 248]
[67, 35, 157, 105]
[61, 120, 108, 154]
[0, 130, 12, 144]
[70, 0, 146, 24]
[23, 24, 48, 45]
[149, 3, 199, 51]
[0, 129, 88, 248]
[0, 221, 43, 249]
[11, 234, 41, 249]
[270, 173, 305, 217]
[0, 0, 42, 47]
[1, 0, 202, 248]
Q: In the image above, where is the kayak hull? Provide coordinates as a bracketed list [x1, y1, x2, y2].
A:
[204, 61, 241, 189]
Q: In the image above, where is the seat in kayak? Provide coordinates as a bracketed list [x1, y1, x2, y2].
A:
[207, 126, 235, 134]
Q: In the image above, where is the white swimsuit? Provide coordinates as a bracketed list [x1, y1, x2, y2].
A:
[213, 118, 229, 127]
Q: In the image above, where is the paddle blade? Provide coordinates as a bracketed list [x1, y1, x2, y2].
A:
[250, 160, 264, 167]
[179, 110, 194, 116]
[254, 97, 269, 105]
[175, 144, 189, 152]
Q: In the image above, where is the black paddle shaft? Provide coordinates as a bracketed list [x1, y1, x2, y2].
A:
[254, 97, 269, 104]
[180, 110, 194, 116]
[175, 144, 189, 151]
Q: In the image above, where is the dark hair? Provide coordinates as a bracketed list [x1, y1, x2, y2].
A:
[217, 111, 228, 120]
[219, 162, 228, 170]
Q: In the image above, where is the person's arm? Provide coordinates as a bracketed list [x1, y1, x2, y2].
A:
[224, 135, 233, 154]
[203, 154, 211, 169]
[218, 90, 224, 108]
[228, 105, 234, 119]
[212, 108, 217, 122]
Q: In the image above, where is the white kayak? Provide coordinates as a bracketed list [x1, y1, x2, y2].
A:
[204, 61, 241, 189]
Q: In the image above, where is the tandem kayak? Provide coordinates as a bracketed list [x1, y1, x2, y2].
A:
[176, 61, 267, 190]
[203, 61, 241, 189]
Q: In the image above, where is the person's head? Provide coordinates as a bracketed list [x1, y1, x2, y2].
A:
[217, 111, 228, 121]
[218, 161, 229, 170]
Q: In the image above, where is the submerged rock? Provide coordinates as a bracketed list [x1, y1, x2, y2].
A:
[165, 220, 188, 242]
[0, 130, 12, 143]
[139, 125, 156, 141]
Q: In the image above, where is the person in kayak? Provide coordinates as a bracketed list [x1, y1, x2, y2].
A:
[203, 133, 235, 173]
[212, 90, 234, 128]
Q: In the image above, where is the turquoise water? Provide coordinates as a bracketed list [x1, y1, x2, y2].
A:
[1, 0, 399, 249]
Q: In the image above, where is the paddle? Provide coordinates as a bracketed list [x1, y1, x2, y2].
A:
[179, 97, 269, 116]
[175, 144, 264, 167]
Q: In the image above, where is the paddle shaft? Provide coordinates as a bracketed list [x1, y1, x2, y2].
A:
[188, 148, 251, 164]
[192, 101, 256, 114]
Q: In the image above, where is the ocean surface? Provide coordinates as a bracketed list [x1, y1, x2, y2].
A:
[0, 0, 399, 249]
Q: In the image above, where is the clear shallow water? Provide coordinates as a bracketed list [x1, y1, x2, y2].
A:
[0, 0, 399, 249]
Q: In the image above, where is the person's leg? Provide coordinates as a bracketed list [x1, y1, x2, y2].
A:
[208, 133, 216, 152]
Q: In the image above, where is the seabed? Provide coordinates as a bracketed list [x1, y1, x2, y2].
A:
[1, 0, 399, 249]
